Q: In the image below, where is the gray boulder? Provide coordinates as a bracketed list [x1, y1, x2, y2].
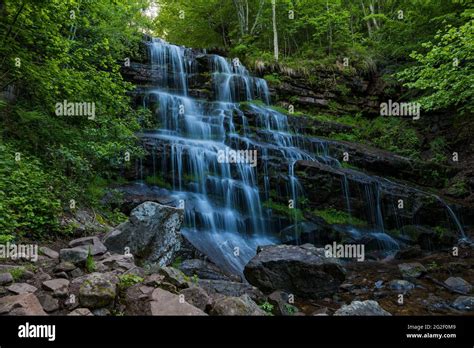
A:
[444, 277, 472, 294]
[0, 293, 46, 315]
[71, 272, 119, 309]
[398, 262, 426, 279]
[210, 294, 266, 316]
[334, 300, 391, 316]
[244, 244, 346, 298]
[388, 279, 415, 293]
[7, 283, 38, 295]
[179, 286, 212, 312]
[59, 247, 89, 265]
[0, 272, 13, 285]
[69, 236, 107, 256]
[42, 279, 70, 298]
[179, 259, 236, 281]
[103, 201, 184, 266]
[452, 296, 474, 311]
[148, 288, 207, 315]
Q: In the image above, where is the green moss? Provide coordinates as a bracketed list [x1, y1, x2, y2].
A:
[263, 73, 282, 85]
[263, 199, 304, 221]
[314, 208, 366, 227]
[9, 267, 25, 281]
[145, 174, 171, 189]
[118, 274, 144, 290]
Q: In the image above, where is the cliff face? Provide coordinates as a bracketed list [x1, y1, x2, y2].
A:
[121, 39, 472, 262]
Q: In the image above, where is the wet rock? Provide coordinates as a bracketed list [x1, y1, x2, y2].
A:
[179, 286, 212, 312]
[388, 279, 415, 293]
[179, 259, 235, 281]
[444, 277, 472, 294]
[0, 272, 13, 285]
[0, 293, 46, 315]
[158, 267, 189, 289]
[267, 290, 296, 315]
[398, 262, 426, 279]
[39, 247, 59, 259]
[394, 246, 423, 260]
[69, 236, 107, 256]
[42, 279, 70, 298]
[59, 247, 88, 265]
[148, 288, 207, 315]
[197, 279, 265, 303]
[244, 244, 346, 298]
[103, 201, 184, 266]
[68, 308, 93, 316]
[7, 283, 38, 295]
[92, 308, 111, 316]
[37, 293, 59, 313]
[452, 296, 474, 311]
[210, 294, 266, 316]
[334, 300, 391, 316]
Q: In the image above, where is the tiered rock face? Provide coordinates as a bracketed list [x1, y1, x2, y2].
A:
[119, 38, 470, 276]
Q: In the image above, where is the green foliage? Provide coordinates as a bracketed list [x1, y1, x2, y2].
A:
[446, 178, 469, 197]
[0, 1, 153, 240]
[263, 74, 282, 85]
[85, 248, 96, 273]
[0, 143, 62, 239]
[314, 208, 366, 227]
[9, 267, 25, 281]
[118, 274, 144, 290]
[171, 256, 183, 269]
[397, 14, 474, 114]
[259, 301, 274, 314]
[428, 137, 448, 164]
[263, 199, 303, 221]
[284, 304, 297, 315]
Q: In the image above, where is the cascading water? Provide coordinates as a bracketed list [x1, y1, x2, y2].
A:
[137, 38, 466, 275]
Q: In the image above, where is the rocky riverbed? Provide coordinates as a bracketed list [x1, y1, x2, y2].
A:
[0, 202, 472, 316]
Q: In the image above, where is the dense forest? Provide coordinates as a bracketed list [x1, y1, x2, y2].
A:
[0, 0, 472, 242]
[0, 0, 473, 318]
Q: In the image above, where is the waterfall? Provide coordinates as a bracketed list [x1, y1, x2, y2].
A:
[138, 38, 466, 274]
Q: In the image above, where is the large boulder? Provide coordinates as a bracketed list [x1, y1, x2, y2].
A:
[148, 288, 207, 315]
[334, 300, 391, 316]
[0, 293, 47, 315]
[244, 244, 346, 298]
[210, 294, 266, 316]
[103, 201, 184, 266]
[71, 272, 119, 309]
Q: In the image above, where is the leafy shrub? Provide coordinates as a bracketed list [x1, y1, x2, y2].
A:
[0, 143, 62, 240]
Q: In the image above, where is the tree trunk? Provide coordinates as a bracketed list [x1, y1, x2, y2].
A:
[272, 0, 279, 61]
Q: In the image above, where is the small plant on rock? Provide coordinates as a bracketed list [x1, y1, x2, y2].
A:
[118, 274, 144, 290]
[85, 247, 96, 273]
[259, 301, 274, 314]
